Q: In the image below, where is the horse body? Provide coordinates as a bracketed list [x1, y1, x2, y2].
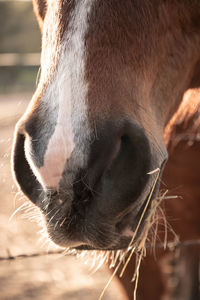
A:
[164, 91, 200, 241]
[12, 1, 200, 298]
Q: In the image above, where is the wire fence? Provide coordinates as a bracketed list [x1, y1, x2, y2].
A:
[1, 239, 200, 262]
[0, 0, 31, 2]
[0, 249, 64, 262]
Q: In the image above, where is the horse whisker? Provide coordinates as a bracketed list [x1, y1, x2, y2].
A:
[48, 208, 61, 224]
[9, 202, 29, 221]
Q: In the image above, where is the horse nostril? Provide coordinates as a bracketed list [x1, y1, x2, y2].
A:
[12, 133, 44, 204]
[86, 120, 151, 222]
[109, 134, 134, 173]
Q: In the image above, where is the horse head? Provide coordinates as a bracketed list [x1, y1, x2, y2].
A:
[12, 0, 200, 250]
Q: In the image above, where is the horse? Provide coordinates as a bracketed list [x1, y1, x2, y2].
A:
[114, 90, 200, 299]
[12, 1, 200, 299]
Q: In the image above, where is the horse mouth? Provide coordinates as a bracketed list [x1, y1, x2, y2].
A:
[42, 166, 163, 252]
[72, 180, 160, 251]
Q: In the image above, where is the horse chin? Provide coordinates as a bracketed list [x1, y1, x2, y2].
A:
[51, 181, 160, 252]
[73, 236, 132, 251]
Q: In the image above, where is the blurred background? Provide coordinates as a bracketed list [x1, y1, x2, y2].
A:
[0, 1, 122, 299]
[0, 0, 40, 94]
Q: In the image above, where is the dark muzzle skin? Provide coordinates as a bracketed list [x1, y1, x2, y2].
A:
[12, 119, 160, 250]
[83, 120, 151, 222]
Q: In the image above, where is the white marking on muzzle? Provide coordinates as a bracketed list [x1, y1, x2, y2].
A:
[25, 0, 93, 189]
[38, 76, 75, 188]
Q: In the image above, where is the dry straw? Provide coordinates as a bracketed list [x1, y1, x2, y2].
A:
[10, 169, 178, 300]
[99, 168, 178, 300]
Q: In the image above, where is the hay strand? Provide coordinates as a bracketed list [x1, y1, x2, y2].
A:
[99, 168, 161, 300]
[119, 168, 160, 278]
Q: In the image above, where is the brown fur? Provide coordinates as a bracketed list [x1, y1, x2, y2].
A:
[114, 90, 200, 299]
[23, 1, 200, 298]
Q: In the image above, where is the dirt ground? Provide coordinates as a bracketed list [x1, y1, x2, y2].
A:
[0, 93, 123, 300]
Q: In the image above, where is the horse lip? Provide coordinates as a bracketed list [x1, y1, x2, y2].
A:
[73, 171, 162, 251]
[46, 161, 166, 251]
[74, 236, 131, 251]
[73, 191, 154, 251]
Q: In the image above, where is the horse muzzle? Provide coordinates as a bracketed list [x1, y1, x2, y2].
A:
[12, 119, 165, 250]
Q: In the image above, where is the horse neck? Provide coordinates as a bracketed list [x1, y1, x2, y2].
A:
[155, 1, 200, 125]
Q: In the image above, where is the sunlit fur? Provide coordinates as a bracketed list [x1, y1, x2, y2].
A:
[12, 2, 200, 290]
